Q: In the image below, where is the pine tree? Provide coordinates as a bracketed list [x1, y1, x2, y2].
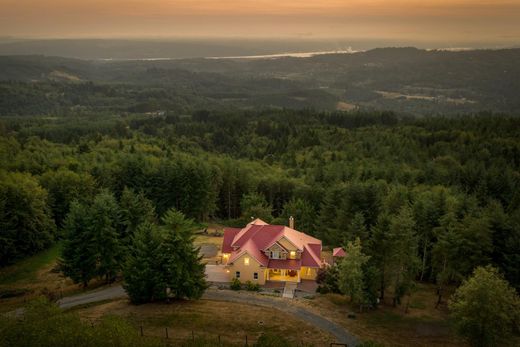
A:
[387, 206, 419, 307]
[60, 201, 97, 287]
[123, 222, 162, 304]
[119, 187, 156, 247]
[158, 209, 207, 300]
[280, 198, 317, 234]
[368, 212, 392, 300]
[90, 191, 123, 283]
[345, 212, 368, 243]
[240, 192, 272, 223]
[431, 212, 462, 307]
[338, 238, 371, 311]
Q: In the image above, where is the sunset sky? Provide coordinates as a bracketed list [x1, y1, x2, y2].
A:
[1, 0, 519, 44]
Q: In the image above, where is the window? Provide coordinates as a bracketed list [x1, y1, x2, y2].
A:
[290, 251, 296, 258]
[254, 272, 258, 280]
[244, 257, 250, 266]
[235, 271, 240, 278]
[271, 251, 280, 259]
[306, 267, 312, 276]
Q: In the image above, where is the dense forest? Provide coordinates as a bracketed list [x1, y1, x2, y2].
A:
[1, 109, 519, 295]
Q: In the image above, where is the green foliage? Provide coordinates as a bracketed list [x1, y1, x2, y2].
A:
[278, 198, 317, 234]
[245, 280, 260, 291]
[0, 171, 55, 266]
[124, 209, 207, 303]
[0, 298, 166, 347]
[119, 187, 156, 246]
[240, 192, 272, 223]
[90, 191, 123, 282]
[316, 265, 340, 294]
[60, 191, 123, 286]
[122, 223, 162, 304]
[449, 266, 520, 347]
[230, 277, 241, 291]
[338, 238, 371, 308]
[157, 209, 207, 300]
[1, 108, 520, 296]
[40, 168, 97, 228]
[60, 200, 98, 286]
[387, 206, 419, 306]
[0, 243, 61, 285]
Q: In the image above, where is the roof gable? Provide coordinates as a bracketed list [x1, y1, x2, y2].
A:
[226, 221, 322, 269]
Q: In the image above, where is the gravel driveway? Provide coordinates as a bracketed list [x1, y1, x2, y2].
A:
[55, 279, 358, 346]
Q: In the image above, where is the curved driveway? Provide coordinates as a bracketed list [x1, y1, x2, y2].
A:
[57, 285, 358, 346]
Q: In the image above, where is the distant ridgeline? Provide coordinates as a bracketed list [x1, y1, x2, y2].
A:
[1, 47, 520, 115]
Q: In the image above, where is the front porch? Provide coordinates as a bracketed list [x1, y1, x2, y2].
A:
[266, 268, 300, 282]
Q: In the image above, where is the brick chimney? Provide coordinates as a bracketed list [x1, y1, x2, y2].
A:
[289, 216, 294, 229]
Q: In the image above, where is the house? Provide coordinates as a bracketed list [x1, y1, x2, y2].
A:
[221, 218, 322, 285]
[332, 247, 346, 264]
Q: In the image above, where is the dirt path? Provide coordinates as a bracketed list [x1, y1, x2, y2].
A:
[56, 285, 358, 346]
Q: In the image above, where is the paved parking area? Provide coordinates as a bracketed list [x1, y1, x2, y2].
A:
[205, 264, 229, 283]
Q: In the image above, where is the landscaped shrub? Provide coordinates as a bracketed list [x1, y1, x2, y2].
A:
[230, 277, 241, 290]
[315, 265, 340, 294]
[245, 280, 260, 291]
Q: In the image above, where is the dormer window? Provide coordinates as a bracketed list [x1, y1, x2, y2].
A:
[290, 251, 296, 259]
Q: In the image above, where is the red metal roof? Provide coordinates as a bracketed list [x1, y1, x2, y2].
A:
[333, 247, 346, 257]
[222, 219, 322, 270]
[222, 228, 241, 253]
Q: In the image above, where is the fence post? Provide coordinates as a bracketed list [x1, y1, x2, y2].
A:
[165, 327, 169, 339]
[140, 326, 143, 337]
[245, 335, 248, 346]
[218, 335, 221, 344]
[192, 330, 195, 341]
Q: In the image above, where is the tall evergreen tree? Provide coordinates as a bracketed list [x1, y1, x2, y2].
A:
[90, 191, 123, 283]
[119, 187, 156, 247]
[368, 213, 392, 300]
[60, 201, 97, 287]
[280, 197, 317, 234]
[345, 212, 368, 243]
[157, 209, 207, 300]
[338, 238, 371, 311]
[0, 171, 55, 266]
[123, 222, 162, 304]
[240, 192, 272, 223]
[387, 206, 419, 307]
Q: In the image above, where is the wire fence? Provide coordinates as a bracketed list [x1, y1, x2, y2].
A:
[81, 316, 347, 347]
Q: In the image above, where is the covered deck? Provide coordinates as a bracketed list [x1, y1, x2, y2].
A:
[265, 259, 302, 282]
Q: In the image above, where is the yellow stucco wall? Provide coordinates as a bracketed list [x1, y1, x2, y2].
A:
[228, 252, 266, 285]
[300, 266, 318, 280]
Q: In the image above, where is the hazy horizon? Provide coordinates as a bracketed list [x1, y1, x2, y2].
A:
[1, 1, 520, 47]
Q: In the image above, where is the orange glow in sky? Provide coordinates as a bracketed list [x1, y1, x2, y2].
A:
[1, 0, 519, 42]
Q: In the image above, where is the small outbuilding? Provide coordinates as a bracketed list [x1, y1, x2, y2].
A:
[332, 247, 346, 264]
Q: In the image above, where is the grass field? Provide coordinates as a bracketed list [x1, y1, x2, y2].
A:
[298, 283, 466, 347]
[0, 243, 62, 286]
[74, 298, 334, 346]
